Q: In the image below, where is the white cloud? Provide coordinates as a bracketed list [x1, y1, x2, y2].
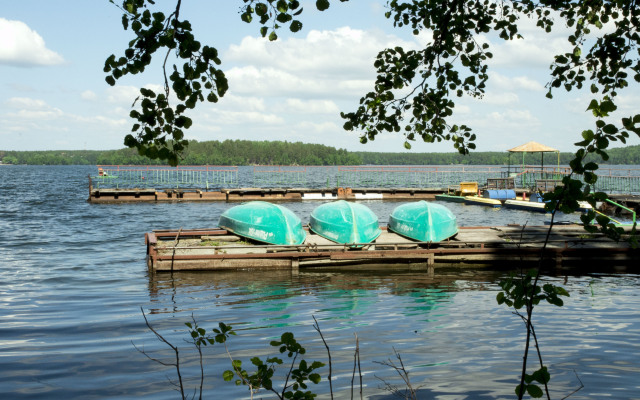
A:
[204, 109, 285, 125]
[294, 120, 341, 133]
[280, 99, 340, 114]
[5, 97, 49, 110]
[213, 94, 266, 112]
[0, 18, 64, 67]
[224, 27, 415, 98]
[2, 96, 128, 141]
[226, 27, 405, 77]
[454, 104, 471, 114]
[105, 84, 164, 105]
[81, 90, 97, 101]
[489, 72, 545, 92]
[225, 66, 326, 97]
[483, 13, 573, 69]
[106, 86, 141, 104]
[9, 108, 64, 120]
[474, 92, 520, 106]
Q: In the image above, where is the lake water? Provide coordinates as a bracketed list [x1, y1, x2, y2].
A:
[1, 165, 639, 399]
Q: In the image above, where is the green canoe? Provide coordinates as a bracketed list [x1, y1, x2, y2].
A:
[434, 193, 466, 203]
[218, 201, 306, 245]
[309, 200, 382, 245]
[388, 201, 458, 242]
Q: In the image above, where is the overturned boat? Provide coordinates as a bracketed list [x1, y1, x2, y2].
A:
[218, 201, 306, 245]
[388, 201, 458, 243]
[309, 200, 381, 245]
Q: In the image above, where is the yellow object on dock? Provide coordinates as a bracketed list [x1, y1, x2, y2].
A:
[458, 181, 479, 196]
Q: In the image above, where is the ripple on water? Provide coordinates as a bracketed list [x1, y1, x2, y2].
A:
[1, 166, 639, 399]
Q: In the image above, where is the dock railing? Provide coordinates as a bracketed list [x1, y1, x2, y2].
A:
[502, 165, 640, 194]
[92, 165, 238, 189]
[91, 165, 640, 194]
[252, 165, 308, 187]
[337, 166, 504, 188]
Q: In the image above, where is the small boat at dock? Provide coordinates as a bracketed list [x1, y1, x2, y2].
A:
[388, 201, 458, 242]
[504, 199, 547, 212]
[309, 200, 381, 245]
[464, 196, 502, 208]
[505, 192, 593, 213]
[218, 201, 306, 245]
[435, 182, 478, 203]
[435, 193, 466, 203]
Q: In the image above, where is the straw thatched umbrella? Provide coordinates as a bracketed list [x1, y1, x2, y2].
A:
[507, 141, 559, 177]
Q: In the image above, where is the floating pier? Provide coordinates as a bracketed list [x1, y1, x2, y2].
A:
[90, 186, 448, 203]
[88, 165, 640, 210]
[145, 225, 639, 273]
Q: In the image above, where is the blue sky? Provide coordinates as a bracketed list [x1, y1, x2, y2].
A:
[1, 1, 638, 154]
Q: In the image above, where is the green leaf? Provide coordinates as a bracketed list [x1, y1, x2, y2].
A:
[290, 20, 303, 33]
[316, 0, 330, 11]
[602, 124, 618, 134]
[584, 162, 599, 171]
[527, 384, 544, 398]
[309, 373, 321, 384]
[582, 130, 594, 141]
[255, 3, 268, 16]
[223, 370, 234, 381]
[268, 31, 278, 41]
[241, 12, 252, 23]
[276, 0, 288, 12]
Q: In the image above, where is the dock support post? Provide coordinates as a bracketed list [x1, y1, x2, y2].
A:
[291, 258, 299, 272]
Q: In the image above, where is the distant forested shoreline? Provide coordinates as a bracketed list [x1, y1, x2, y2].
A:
[2, 139, 640, 166]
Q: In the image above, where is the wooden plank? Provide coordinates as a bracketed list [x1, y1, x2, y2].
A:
[154, 258, 293, 271]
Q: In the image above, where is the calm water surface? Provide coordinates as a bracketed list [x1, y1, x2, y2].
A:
[1, 165, 639, 399]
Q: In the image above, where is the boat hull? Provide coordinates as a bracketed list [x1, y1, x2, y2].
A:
[504, 199, 548, 213]
[435, 194, 466, 203]
[309, 200, 381, 245]
[504, 200, 593, 213]
[388, 201, 458, 242]
[464, 196, 502, 208]
[218, 201, 306, 245]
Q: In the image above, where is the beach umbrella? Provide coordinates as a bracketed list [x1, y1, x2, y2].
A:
[507, 141, 559, 177]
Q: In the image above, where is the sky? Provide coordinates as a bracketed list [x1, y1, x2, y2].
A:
[1, 0, 638, 154]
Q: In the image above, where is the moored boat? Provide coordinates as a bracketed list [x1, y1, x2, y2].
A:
[218, 201, 306, 245]
[504, 199, 547, 212]
[504, 199, 592, 213]
[464, 196, 502, 208]
[388, 201, 458, 242]
[309, 200, 381, 245]
[435, 193, 466, 203]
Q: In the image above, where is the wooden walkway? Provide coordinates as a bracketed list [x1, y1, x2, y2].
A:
[145, 225, 639, 273]
[90, 187, 453, 203]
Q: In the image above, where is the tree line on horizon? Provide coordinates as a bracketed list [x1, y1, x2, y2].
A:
[2, 140, 640, 166]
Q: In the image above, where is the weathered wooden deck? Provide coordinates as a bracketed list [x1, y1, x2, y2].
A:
[145, 225, 639, 273]
[90, 186, 455, 203]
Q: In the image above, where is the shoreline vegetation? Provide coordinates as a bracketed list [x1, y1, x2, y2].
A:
[1, 139, 640, 166]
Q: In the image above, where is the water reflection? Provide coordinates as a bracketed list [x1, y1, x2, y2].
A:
[138, 270, 640, 399]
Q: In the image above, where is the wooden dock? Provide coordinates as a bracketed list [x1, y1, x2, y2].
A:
[90, 186, 454, 203]
[145, 225, 639, 273]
